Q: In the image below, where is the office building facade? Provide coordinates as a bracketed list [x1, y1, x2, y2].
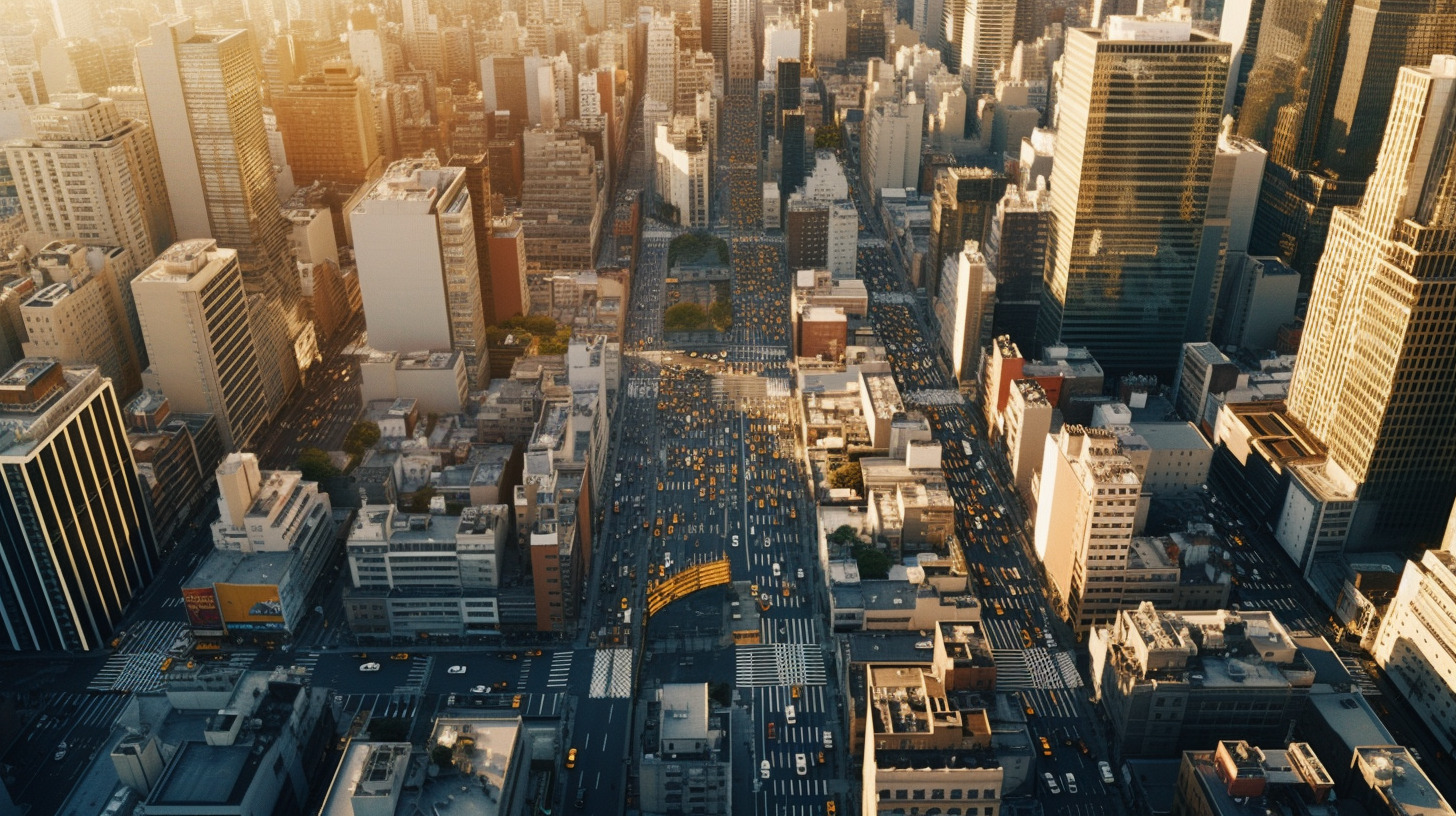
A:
[0, 360, 157, 651]
[1035, 18, 1229, 376]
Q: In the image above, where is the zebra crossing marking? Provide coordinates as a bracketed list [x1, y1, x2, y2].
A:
[735, 644, 827, 687]
[589, 648, 634, 698]
[547, 651, 573, 688]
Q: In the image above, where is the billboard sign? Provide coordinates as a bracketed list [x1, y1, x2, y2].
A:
[215, 584, 288, 632]
[182, 586, 224, 631]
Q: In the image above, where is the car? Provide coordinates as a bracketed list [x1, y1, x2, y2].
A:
[53, 741, 67, 761]
[492, 681, 510, 691]
[796, 567, 805, 579]
[772, 562, 781, 576]
[1099, 761, 1115, 784]
[795, 753, 808, 776]
[791, 684, 800, 699]
[512, 695, 522, 708]
[1043, 772, 1061, 794]
[827, 801, 837, 815]
[823, 731, 833, 748]
[575, 787, 587, 809]
[767, 722, 776, 740]
[526, 649, 543, 657]
[566, 748, 577, 769]
[391, 653, 409, 661]
[818, 750, 826, 765]
[760, 760, 772, 779]
[1065, 773, 1078, 793]
[352, 652, 369, 659]
[447, 665, 466, 674]
[1078, 739, 1090, 755]
[620, 597, 630, 609]
[503, 652, 519, 661]
[360, 662, 381, 672]
[470, 685, 487, 693]
[785, 704, 796, 724]
[1039, 736, 1052, 756]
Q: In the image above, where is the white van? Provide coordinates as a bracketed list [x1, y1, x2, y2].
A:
[772, 562, 782, 577]
[785, 704, 796, 724]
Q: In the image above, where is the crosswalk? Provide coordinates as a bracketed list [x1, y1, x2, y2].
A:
[992, 647, 1082, 690]
[589, 648, 634, 698]
[336, 692, 422, 720]
[89, 620, 193, 692]
[26, 692, 131, 740]
[993, 649, 1033, 689]
[762, 617, 816, 643]
[405, 656, 433, 689]
[736, 644, 828, 687]
[547, 651, 573, 688]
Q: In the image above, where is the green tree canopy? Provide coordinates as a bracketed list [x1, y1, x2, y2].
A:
[296, 447, 340, 482]
[343, 421, 381, 456]
[828, 461, 863, 491]
[828, 524, 861, 548]
[431, 744, 454, 769]
[852, 544, 892, 579]
[814, 126, 843, 149]
[664, 302, 709, 331]
[709, 298, 733, 331]
[667, 232, 729, 267]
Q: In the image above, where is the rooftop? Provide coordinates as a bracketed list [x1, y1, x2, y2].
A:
[1353, 746, 1454, 816]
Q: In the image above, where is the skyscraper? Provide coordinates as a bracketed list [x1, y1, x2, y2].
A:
[0, 358, 156, 651]
[5, 93, 173, 358]
[350, 157, 490, 388]
[136, 17, 312, 410]
[22, 243, 143, 399]
[1036, 18, 1229, 376]
[928, 167, 1008, 299]
[1238, 0, 1456, 278]
[1285, 55, 1456, 544]
[520, 128, 603, 269]
[131, 240, 270, 452]
[959, 0, 1018, 99]
[646, 14, 679, 108]
[272, 61, 383, 185]
[655, 115, 711, 228]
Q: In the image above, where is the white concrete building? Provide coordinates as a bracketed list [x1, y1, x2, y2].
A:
[934, 241, 996, 388]
[131, 240, 269, 451]
[827, 199, 859, 279]
[862, 96, 925, 197]
[5, 94, 173, 308]
[349, 156, 488, 387]
[763, 20, 801, 80]
[1034, 426, 1144, 632]
[1371, 542, 1456, 753]
[646, 14, 678, 108]
[654, 115, 711, 228]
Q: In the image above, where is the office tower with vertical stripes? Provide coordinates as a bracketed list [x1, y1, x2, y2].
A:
[0, 358, 157, 651]
[1035, 17, 1229, 377]
[1286, 55, 1456, 545]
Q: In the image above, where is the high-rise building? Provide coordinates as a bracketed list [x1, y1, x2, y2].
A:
[520, 128, 603, 269]
[1034, 425, 1143, 631]
[812, 3, 849, 65]
[1035, 18, 1229, 377]
[646, 14, 679, 109]
[959, 0, 1018, 99]
[39, 37, 109, 96]
[1285, 55, 1456, 544]
[131, 240, 270, 452]
[0, 358, 156, 651]
[861, 96, 925, 197]
[488, 216, 528, 323]
[983, 184, 1049, 349]
[22, 243, 142, 399]
[928, 167, 1008, 299]
[934, 241, 997, 388]
[5, 93, 173, 359]
[136, 18, 311, 410]
[49, 0, 95, 39]
[654, 115, 711, 228]
[1370, 542, 1456, 754]
[1238, 0, 1456, 279]
[726, 0, 757, 96]
[780, 108, 807, 202]
[350, 157, 489, 388]
[272, 61, 383, 185]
